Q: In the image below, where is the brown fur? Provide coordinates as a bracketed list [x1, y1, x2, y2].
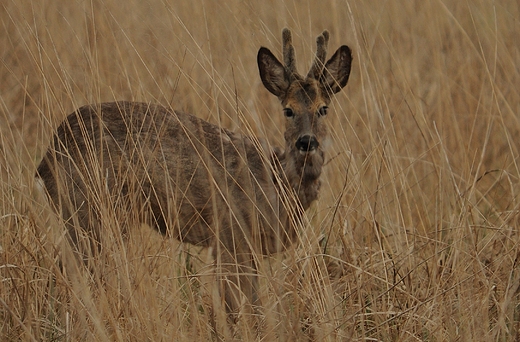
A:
[36, 29, 352, 315]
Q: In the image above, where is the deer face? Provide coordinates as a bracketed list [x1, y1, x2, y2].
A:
[282, 78, 329, 156]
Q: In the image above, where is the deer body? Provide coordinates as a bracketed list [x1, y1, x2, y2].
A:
[37, 29, 352, 314]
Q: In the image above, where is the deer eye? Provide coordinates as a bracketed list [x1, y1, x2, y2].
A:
[318, 106, 328, 116]
[283, 108, 294, 118]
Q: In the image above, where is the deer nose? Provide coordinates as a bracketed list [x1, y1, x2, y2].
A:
[295, 135, 319, 152]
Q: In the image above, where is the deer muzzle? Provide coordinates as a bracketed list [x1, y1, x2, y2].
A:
[295, 135, 319, 153]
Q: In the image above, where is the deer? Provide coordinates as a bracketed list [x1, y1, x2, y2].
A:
[36, 28, 352, 317]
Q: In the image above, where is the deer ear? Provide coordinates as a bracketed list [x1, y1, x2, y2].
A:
[320, 45, 352, 94]
[257, 47, 289, 98]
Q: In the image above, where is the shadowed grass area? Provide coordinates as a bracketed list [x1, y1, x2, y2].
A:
[1, 0, 520, 340]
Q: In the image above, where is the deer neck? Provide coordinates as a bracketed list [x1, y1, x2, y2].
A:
[275, 146, 324, 210]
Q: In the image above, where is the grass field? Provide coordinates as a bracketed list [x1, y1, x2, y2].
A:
[1, 0, 520, 340]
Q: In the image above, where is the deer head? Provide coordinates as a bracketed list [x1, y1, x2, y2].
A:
[257, 29, 352, 208]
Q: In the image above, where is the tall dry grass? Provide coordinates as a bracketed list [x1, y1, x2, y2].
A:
[1, 0, 519, 340]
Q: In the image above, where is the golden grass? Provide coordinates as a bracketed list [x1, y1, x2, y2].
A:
[1, 0, 520, 340]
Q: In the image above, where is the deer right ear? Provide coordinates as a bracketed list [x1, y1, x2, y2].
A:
[257, 47, 289, 98]
[320, 45, 352, 95]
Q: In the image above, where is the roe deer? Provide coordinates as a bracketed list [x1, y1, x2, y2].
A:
[36, 28, 352, 315]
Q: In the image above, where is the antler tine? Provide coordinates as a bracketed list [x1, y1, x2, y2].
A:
[282, 28, 297, 76]
[307, 30, 330, 80]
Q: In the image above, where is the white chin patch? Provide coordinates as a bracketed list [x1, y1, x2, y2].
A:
[299, 149, 317, 156]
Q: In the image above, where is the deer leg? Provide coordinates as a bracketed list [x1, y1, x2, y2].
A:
[213, 237, 259, 321]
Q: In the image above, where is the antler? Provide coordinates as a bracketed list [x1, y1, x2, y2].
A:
[282, 28, 298, 79]
[307, 30, 329, 80]
[282, 29, 331, 81]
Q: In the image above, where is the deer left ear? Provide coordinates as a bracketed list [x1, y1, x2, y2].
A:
[320, 45, 352, 94]
[257, 47, 290, 98]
